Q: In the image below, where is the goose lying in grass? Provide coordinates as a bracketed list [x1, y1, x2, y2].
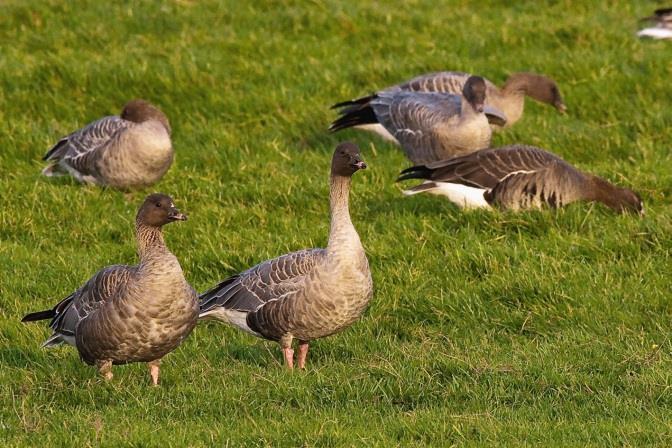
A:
[331, 71, 565, 140]
[330, 76, 502, 164]
[199, 142, 373, 370]
[42, 100, 173, 189]
[637, 8, 672, 39]
[22, 194, 198, 385]
[398, 145, 643, 214]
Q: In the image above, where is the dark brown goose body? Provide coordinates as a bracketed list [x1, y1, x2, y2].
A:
[399, 145, 643, 213]
[199, 142, 373, 369]
[22, 194, 198, 384]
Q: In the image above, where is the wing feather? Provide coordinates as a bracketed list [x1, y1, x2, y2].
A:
[199, 249, 325, 315]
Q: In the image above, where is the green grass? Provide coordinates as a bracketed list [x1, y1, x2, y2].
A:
[1, 0, 672, 445]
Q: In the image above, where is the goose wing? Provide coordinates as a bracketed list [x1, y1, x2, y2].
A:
[199, 249, 326, 315]
[43, 116, 130, 173]
[371, 91, 463, 163]
[24, 265, 134, 346]
[423, 145, 561, 188]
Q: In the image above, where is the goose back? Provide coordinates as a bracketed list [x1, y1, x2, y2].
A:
[371, 90, 491, 164]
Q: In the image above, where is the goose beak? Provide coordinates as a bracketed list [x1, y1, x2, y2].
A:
[353, 160, 367, 170]
[168, 208, 188, 221]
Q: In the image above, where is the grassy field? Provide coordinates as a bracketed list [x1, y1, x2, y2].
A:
[1, 0, 672, 445]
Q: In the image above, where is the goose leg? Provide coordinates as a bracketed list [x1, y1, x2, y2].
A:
[282, 347, 295, 369]
[96, 359, 113, 381]
[297, 341, 309, 370]
[148, 359, 161, 386]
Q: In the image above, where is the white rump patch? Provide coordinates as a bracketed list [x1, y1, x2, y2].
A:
[637, 27, 672, 39]
[404, 182, 491, 209]
[199, 308, 261, 337]
[355, 124, 399, 144]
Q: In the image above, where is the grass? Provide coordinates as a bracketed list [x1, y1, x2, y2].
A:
[1, 0, 672, 445]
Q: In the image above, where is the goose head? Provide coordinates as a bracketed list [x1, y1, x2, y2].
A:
[508, 73, 567, 114]
[121, 99, 172, 134]
[137, 193, 187, 227]
[613, 188, 644, 216]
[462, 76, 487, 113]
[331, 142, 367, 177]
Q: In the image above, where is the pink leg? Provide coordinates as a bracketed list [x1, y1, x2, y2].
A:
[282, 347, 295, 369]
[96, 359, 113, 381]
[297, 341, 309, 370]
[148, 359, 161, 386]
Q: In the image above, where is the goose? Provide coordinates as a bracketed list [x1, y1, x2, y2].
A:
[330, 76, 503, 165]
[199, 142, 373, 369]
[22, 194, 199, 385]
[637, 8, 672, 39]
[42, 99, 173, 189]
[331, 71, 565, 141]
[398, 145, 643, 214]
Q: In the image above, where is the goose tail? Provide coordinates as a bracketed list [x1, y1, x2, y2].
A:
[397, 165, 433, 182]
[329, 97, 379, 133]
[21, 309, 56, 323]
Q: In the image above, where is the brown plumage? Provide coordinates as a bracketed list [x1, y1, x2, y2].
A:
[398, 145, 643, 214]
[42, 99, 173, 189]
[22, 194, 199, 385]
[330, 76, 503, 164]
[199, 142, 373, 369]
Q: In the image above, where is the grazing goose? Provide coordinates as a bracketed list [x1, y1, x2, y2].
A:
[199, 142, 373, 370]
[22, 194, 199, 385]
[398, 145, 643, 214]
[330, 76, 502, 165]
[638, 8, 672, 39]
[331, 71, 565, 140]
[42, 99, 173, 189]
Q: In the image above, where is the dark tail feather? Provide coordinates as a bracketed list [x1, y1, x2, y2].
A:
[22, 309, 56, 323]
[42, 138, 68, 161]
[397, 165, 433, 182]
[330, 94, 376, 111]
[329, 104, 379, 133]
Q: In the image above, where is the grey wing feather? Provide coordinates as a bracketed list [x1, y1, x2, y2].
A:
[425, 145, 562, 189]
[44, 116, 130, 172]
[199, 249, 325, 314]
[396, 71, 471, 94]
[371, 91, 462, 163]
[486, 159, 585, 209]
[49, 265, 135, 338]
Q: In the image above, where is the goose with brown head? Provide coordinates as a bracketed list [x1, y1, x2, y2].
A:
[42, 99, 174, 189]
[22, 193, 199, 386]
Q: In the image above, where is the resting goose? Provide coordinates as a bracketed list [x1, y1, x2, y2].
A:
[22, 194, 199, 385]
[330, 76, 502, 165]
[199, 142, 373, 369]
[331, 71, 565, 140]
[42, 99, 173, 189]
[398, 145, 643, 214]
[638, 8, 672, 39]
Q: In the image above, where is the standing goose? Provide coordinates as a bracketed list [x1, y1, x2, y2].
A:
[22, 194, 199, 385]
[330, 76, 502, 165]
[199, 142, 372, 369]
[42, 99, 173, 189]
[331, 71, 565, 140]
[398, 145, 643, 214]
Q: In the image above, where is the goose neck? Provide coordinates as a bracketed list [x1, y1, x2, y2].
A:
[135, 223, 168, 258]
[328, 174, 355, 248]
